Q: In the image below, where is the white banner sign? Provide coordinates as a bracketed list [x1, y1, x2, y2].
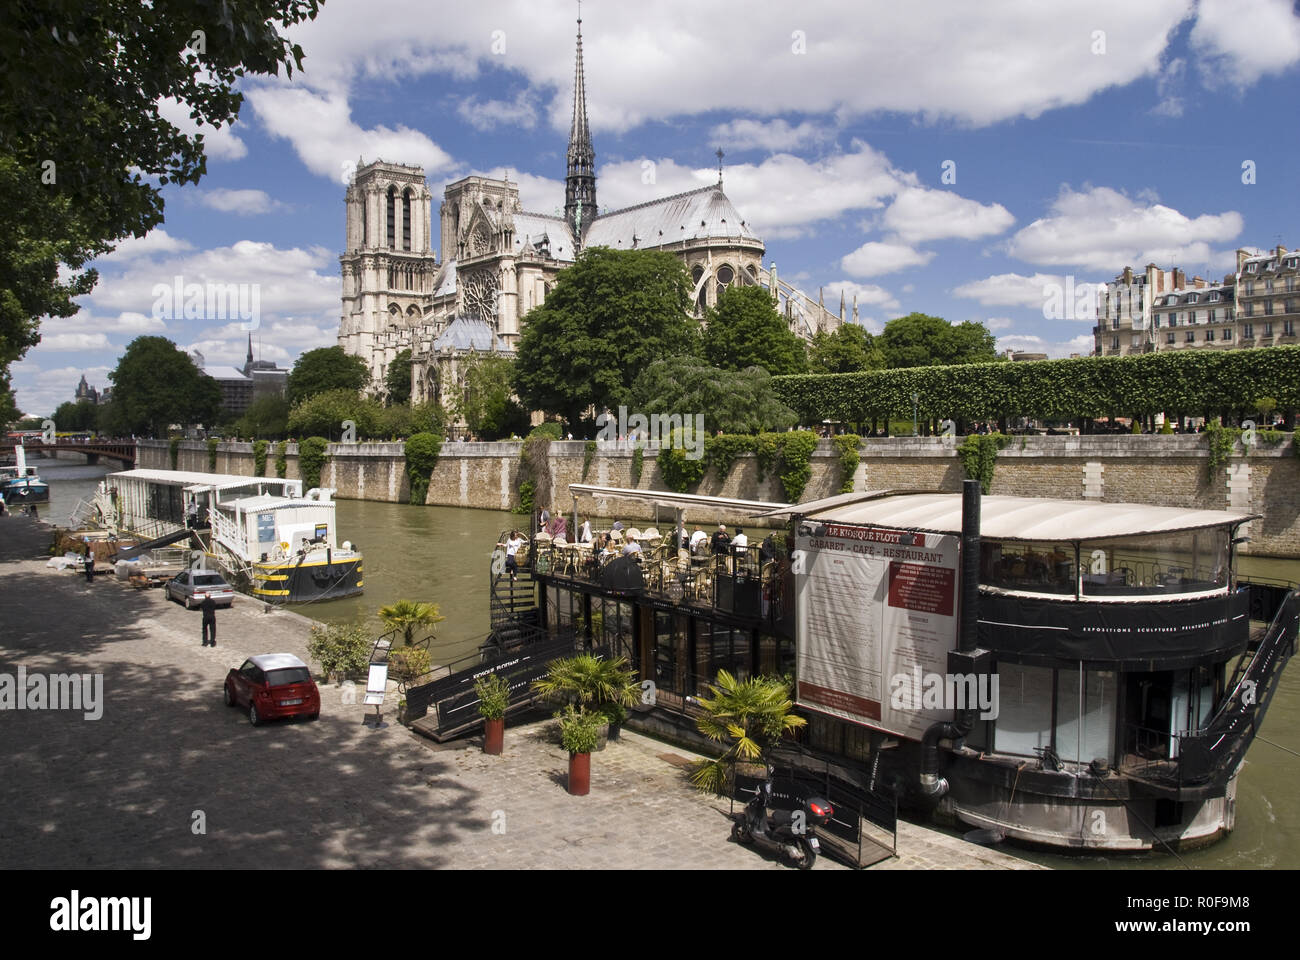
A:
[795, 523, 960, 740]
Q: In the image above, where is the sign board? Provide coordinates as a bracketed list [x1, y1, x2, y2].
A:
[795, 523, 959, 740]
[256, 512, 276, 544]
[363, 663, 388, 706]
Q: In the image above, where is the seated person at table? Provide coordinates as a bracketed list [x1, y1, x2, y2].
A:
[732, 527, 748, 553]
[711, 524, 731, 556]
[689, 526, 708, 554]
[621, 539, 642, 557]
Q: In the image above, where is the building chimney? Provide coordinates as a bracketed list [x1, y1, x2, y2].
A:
[1237, 249, 1251, 272]
[1277, 245, 1287, 259]
[1123, 266, 1133, 284]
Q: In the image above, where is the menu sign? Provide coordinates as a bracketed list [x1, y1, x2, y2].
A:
[795, 523, 960, 740]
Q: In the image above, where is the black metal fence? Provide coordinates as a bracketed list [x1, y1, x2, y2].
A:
[729, 742, 897, 869]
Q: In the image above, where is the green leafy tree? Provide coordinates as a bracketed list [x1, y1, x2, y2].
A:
[703, 285, 806, 375]
[0, 1, 321, 417]
[455, 354, 529, 440]
[286, 388, 380, 440]
[809, 322, 886, 374]
[287, 347, 370, 405]
[234, 394, 290, 439]
[385, 348, 412, 405]
[513, 247, 699, 429]
[50, 399, 99, 432]
[631, 357, 798, 435]
[108, 336, 221, 436]
[880, 313, 999, 368]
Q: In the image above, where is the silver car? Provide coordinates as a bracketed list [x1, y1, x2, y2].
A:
[167, 570, 236, 609]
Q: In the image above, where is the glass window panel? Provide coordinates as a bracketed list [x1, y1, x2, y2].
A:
[993, 663, 1054, 757]
[1080, 528, 1229, 596]
[980, 540, 1075, 595]
[1054, 668, 1116, 764]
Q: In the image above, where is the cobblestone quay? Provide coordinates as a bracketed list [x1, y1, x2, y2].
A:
[0, 515, 1038, 870]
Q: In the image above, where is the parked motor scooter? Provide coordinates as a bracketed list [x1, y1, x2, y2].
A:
[731, 769, 834, 869]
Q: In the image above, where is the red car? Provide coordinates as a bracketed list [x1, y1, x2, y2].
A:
[224, 653, 320, 725]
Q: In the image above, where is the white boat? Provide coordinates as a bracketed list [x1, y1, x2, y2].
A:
[103, 468, 363, 604]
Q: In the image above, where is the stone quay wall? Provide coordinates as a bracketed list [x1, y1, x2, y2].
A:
[136, 436, 1300, 557]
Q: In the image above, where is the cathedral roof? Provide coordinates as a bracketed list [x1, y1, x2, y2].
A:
[432, 260, 457, 298]
[583, 184, 762, 252]
[513, 212, 576, 261]
[432, 315, 511, 353]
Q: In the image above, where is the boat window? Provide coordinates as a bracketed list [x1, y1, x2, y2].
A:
[1079, 528, 1229, 596]
[992, 662, 1053, 757]
[1054, 667, 1117, 765]
[981, 540, 1075, 595]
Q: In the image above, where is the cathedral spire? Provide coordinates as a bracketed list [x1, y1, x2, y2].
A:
[565, 14, 596, 250]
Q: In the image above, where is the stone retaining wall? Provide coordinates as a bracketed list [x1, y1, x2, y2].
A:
[136, 435, 1300, 556]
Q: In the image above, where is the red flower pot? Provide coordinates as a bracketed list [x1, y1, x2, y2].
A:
[568, 751, 590, 795]
[484, 717, 504, 755]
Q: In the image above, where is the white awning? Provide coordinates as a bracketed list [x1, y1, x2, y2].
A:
[798, 493, 1257, 542]
[567, 483, 787, 515]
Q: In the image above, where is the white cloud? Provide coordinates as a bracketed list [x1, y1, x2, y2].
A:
[156, 97, 247, 161]
[952, 272, 1076, 308]
[32, 333, 112, 352]
[197, 188, 285, 216]
[710, 118, 834, 152]
[458, 90, 540, 131]
[98, 229, 194, 264]
[1150, 57, 1186, 118]
[247, 84, 456, 181]
[882, 187, 1015, 244]
[16, 365, 113, 419]
[278, 1, 1198, 132]
[997, 333, 1095, 359]
[985, 317, 1014, 331]
[1005, 185, 1243, 272]
[841, 241, 934, 277]
[1190, 0, 1300, 88]
[474, 167, 564, 215]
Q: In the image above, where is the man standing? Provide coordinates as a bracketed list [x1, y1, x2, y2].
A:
[83, 545, 95, 583]
[200, 595, 217, 646]
[503, 529, 525, 581]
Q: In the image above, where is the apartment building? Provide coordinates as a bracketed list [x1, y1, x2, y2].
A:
[1095, 245, 1297, 355]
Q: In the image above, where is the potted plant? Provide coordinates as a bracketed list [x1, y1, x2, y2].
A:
[396, 699, 408, 724]
[558, 706, 601, 796]
[602, 701, 629, 741]
[475, 672, 510, 755]
[689, 670, 807, 796]
[532, 654, 640, 749]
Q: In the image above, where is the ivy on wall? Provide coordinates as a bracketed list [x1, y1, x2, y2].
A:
[956, 433, 1010, 494]
[169, 437, 179, 470]
[404, 433, 441, 505]
[298, 437, 329, 489]
[275, 442, 288, 478]
[831, 434, 861, 494]
[654, 430, 820, 502]
[582, 440, 597, 480]
[631, 444, 644, 485]
[254, 439, 269, 477]
[206, 437, 218, 471]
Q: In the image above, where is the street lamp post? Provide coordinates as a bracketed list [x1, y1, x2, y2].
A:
[912, 392, 920, 437]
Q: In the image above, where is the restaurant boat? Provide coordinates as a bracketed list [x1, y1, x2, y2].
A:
[0, 445, 50, 504]
[509, 481, 1296, 852]
[101, 468, 363, 604]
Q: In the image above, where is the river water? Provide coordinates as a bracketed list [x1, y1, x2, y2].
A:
[32, 456, 1300, 868]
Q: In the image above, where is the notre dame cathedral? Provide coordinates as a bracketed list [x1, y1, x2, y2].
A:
[337, 19, 847, 414]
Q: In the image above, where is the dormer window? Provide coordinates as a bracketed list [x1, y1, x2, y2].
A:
[1209, 292, 1220, 302]
[1187, 294, 1198, 304]
[1247, 263, 1258, 273]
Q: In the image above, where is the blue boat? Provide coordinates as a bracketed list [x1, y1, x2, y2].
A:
[0, 446, 50, 504]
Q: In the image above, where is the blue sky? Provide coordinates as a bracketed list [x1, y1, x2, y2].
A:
[14, 0, 1300, 417]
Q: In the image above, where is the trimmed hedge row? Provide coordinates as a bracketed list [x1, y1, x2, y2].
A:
[771, 347, 1300, 424]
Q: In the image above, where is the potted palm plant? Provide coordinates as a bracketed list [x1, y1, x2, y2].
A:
[377, 599, 446, 646]
[532, 654, 639, 749]
[689, 670, 807, 796]
[474, 672, 510, 755]
[558, 705, 602, 796]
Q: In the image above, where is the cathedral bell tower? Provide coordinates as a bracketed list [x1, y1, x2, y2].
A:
[564, 17, 596, 250]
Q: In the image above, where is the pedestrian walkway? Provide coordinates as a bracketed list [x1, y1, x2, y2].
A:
[0, 514, 1041, 870]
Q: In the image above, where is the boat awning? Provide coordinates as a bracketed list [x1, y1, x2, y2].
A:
[111, 468, 300, 496]
[567, 483, 787, 516]
[792, 492, 1259, 542]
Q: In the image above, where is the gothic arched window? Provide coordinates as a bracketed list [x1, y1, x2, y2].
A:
[716, 264, 735, 301]
[387, 187, 397, 248]
[402, 188, 413, 251]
